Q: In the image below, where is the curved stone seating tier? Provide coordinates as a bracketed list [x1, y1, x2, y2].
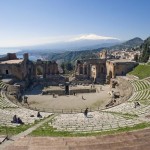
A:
[0, 107, 52, 127]
[0, 81, 51, 127]
[104, 102, 150, 116]
[127, 78, 150, 105]
[145, 77, 150, 83]
[132, 80, 150, 92]
[0, 83, 52, 126]
[0, 81, 8, 89]
[50, 101, 150, 132]
[50, 108, 148, 132]
[128, 90, 150, 102]
[0, 96, 18, 109]
[0, 90, 18, 109]
[50, 77, 150, 133]
[0, 76, 149, 133]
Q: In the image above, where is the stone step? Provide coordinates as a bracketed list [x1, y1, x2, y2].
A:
[11, 131, 150, 147]
[5, 146, 28, 150]
[28, 145, 70, 150]
[4, 135, 150, 150]
[5, 141, 150, 150]
[69, 139, 150, 150]
[116, 143, 150, 150]
[13, 137, 66, 147]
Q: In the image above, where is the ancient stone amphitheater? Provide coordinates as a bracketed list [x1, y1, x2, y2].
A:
[0, 76, 150, 150]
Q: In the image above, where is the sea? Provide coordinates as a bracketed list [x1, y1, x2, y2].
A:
[0, 48, 39, 61]
[17, 54, 39, 61]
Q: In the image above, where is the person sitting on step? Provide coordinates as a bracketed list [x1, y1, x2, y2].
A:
[17, 117, 24, 125]
[37, 111, 42, 118]
[11, 115, 17, 123]
[134, 101, 140, 108]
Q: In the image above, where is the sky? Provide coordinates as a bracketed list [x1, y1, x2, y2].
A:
[0, 0, 150, 47]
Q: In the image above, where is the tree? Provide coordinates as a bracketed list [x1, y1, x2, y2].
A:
[139, 37, 150, 63]
[65, 62, 73, 71]
[60, 62, 65, 74]
[134, 54, 139, 62]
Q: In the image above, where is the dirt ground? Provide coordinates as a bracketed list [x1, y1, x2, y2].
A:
[24, 85, 112, 112]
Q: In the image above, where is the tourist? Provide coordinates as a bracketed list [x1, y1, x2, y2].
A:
[52, 93, 55, 98]
[11, 115, 17, 123]
[37, 111, 42, 118]
[24, 96, 29, 106]
[84, 108, 88, 117]
[82, 95, 86, 100]
[17, 117, 24, 124]
[82, 95, 83, 99]
[134, 101, 140, 108]
[100, 86, 102, 91]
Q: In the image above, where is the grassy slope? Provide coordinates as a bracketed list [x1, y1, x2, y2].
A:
[128, 64, 150, 79]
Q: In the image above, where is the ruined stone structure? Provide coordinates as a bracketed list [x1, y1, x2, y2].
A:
[106, 59, 138, 83]
[0, 53, 60, 97]
[0, 53, 33, 80]
[75, 59, 106, 83]
[99, 50, 107, 59]
[35, 59, 59, 78]
[75, 53, 138, 83]
[0, 53, 59, 81]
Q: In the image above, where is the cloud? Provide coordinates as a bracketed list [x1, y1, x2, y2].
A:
[0, 34, 119, 47]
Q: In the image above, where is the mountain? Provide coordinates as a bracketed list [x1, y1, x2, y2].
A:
[47, 48, 103, 63]
[0, 34, 121, 55]
[139, 37, 150, 62]
[16, 37, 144, 63]
[19, 39, 120, 52]
[45, 37, 145, 63]
[109, 37, 144, 50]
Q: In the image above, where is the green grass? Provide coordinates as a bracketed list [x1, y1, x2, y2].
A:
[30, 122, 150, 137]
[0, 115, 52, 136]
[128, 64, 150, 79]
[137, 99, 150, 105]
[103, 111, 138, 119]
[0, 124, 31, 136]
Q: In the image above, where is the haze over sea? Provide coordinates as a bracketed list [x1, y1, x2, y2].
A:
[0, 48, 21, 55]
[0, 48, 39, 61]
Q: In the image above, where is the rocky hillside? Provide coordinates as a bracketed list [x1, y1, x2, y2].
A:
[109, 37, 144, 50]
[47, 49, 101, 63]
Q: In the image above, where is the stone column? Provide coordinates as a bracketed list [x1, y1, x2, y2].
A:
[78, 64, 80, 75]
[86, 65, 89, 76]
[89, 64, 92, 77]
[112, 64, 115, 78]
[83, 65, 85, 75]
